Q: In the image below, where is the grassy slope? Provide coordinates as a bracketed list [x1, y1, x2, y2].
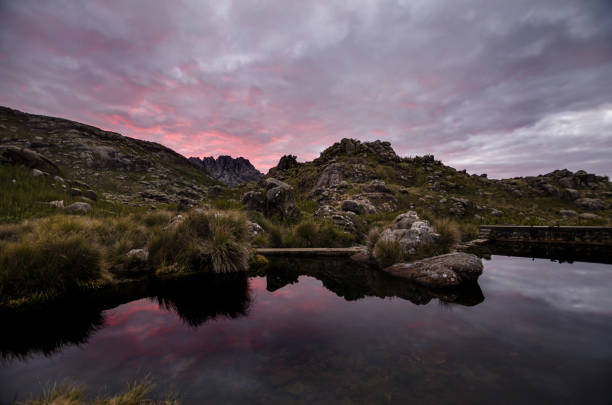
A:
[0, 106, 217, 203]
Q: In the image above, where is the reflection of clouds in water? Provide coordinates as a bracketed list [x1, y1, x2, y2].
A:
[482, 256, 612, 314]
[2, 258, 612, 404]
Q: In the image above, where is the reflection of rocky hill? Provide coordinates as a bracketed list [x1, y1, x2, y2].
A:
[0, 305, 105, 360]
[154, 273, 251, 327]
[0, 274, 252, 359]
[259, 257, 485, 306]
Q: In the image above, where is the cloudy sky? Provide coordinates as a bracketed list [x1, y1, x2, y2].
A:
[1, 0, 611, 177]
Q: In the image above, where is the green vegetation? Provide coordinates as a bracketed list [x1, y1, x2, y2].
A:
[432, 218, 461, 249]
[0, 235, 102, 303]
[0, 165, 149, 222]
[149, 210, 250, 274]
[250, 215, 358, 248]
[0, 210, 252, 307]
[373, 238, 404, 268]
[19, 379, 177, 405]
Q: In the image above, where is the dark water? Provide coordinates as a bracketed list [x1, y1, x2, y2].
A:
[2, 254, 612, 404]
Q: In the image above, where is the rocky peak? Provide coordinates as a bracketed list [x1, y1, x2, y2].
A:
[276, 155, 299, 171]
[189, 155, 263, 186]
[319, 138, 399, 162]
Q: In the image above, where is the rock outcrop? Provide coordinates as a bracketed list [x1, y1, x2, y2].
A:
[319, 138, 399, 162]
[65, 202, 92, 214]
[189, 155, 262, 186]
[383, 252, 483, 288]
[0, 145, 60, 174]
[575, 198, 608, 211]
[377, 211, 440, 255]
[242, 178, 300, 220]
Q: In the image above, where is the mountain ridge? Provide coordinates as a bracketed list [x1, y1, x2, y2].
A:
[189, 155, 263, 186]
[1, 106, 610, 225]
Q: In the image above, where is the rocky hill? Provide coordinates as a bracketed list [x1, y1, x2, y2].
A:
[1, 106, 610, 227]
[247, 138, 610, 228]
[0, 106, 218, 207]
[189, 155, 262, 186]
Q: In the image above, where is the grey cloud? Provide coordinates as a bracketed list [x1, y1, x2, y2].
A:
[0, 0, 611, 176]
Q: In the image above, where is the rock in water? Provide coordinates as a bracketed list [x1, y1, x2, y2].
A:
[383, 252, 484, 288]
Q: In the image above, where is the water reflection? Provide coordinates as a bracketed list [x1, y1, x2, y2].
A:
[153, 273, 251, 327]
[261, 257, 485, 306]
[1, 255, 612, 404]
[0, 259, 485, 361]
[0, 273, 252, 360]
[471, 242, 612, 264]
[0, 305, 105, 361]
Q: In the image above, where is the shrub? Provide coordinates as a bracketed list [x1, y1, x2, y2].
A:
[373, 238, 405, 268]
[294, 220, 319, 247]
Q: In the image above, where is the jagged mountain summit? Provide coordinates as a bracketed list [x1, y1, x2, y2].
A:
[189, 155, 263, 186]
[0, 106, 217, 206]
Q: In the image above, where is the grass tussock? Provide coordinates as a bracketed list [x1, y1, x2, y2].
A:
[366, 226, 382, 252]
[373, 238, 405, 268]
[148, 210, 250, 274]
[0, 211, 174, 306]
[0, 236, 102, 303]
[20, 378, 178, 405]
[432, 217, 461, 249]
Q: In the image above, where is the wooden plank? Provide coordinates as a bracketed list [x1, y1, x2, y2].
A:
[255, 247, 364, 257]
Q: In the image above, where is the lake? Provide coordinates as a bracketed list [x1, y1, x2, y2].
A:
[2, 252, 612, 404]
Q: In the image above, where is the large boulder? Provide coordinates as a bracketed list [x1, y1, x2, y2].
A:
[392, 211, 420, 229]
[65, 202, 92, 214]
[241, 190, 266, 212]
[383, 252, 483, 288]
[242, 178, 300, 220]
[561, 188, 580, 201]
[314, 204, 358, 233]
[315, 163, 343, 189]
[363, 179, 391, 193]
[379, 218, 439, 255]
[575, 198, 608, 210]
[0, 146, 60, 174]
[341, 198, 377, 215]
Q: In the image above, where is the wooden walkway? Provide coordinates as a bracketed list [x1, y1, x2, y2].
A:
[255, 247, 364, 257]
